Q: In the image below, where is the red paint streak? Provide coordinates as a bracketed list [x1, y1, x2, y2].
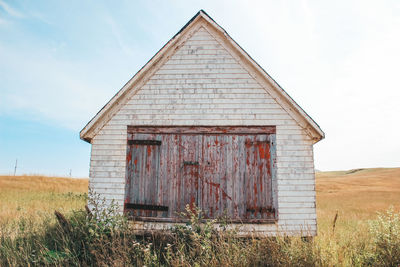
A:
[147, 146, 152, 156]
[205, 180, 232, 204]
[215, 139, 219, 146]
[221, 190, 232, 201]
[177, 135, 182, 210]
[126, 152, 132, 163]
[258, 144, 265, 159]
[134, 158, 138, 166]
[245, 139, 252, 148]
[259, 165, 263, 192]
[190, 196, 195, 209]
[207, 181, 220, 188]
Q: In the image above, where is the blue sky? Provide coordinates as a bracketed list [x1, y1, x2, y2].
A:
[0, 0, 399, 177]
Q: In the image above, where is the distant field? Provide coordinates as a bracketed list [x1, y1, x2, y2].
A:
[316, 168, 400, 229]
[0, 175, 88, 225]
[0, 168, 399, 227]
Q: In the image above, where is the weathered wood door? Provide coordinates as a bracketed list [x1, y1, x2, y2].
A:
[124, 126, 277, 222]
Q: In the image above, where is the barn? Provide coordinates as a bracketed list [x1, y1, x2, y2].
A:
[80, 10, 324, 236]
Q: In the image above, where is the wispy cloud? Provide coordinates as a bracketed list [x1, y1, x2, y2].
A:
[0, 0, 24, 18]
[29, 11, 52, 25]
[104, 14, 135, 57]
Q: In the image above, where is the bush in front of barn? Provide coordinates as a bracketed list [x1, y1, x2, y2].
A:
[357, 207, 400, 267]
[1, 196, 400, 266]
[0, 200, 320, 266]
[0, 191, 157, 266]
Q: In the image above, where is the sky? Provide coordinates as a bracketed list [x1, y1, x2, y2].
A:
[0, 0, 399, 177]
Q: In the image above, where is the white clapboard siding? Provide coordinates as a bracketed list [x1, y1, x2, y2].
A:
[278, 202, 315, 208]
[88, 25, 318, 236]
[279, 196, 316, 203]
[278, 179, 315, 185]
[278, 185, 315, 191]
[90, 182, 125, 189]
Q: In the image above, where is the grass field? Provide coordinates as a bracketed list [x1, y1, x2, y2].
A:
[0, 175, 88, 225]
[0, 168, 399, 266]
[316, 168, 400, 232]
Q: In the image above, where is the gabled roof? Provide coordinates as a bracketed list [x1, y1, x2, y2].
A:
[80, 10, 324, 143]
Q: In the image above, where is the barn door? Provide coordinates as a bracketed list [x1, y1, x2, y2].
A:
[124, 134, 166, 217]
[124, 126, 277, 222]
[199, 134, 276, 220]
[243, 134, 275, 220]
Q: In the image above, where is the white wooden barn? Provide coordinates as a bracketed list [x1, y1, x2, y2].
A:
[80, 10, 324, 236]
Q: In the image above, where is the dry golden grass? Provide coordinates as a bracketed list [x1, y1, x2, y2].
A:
[314, 168, 400, 265]
[0, 175, 88, 225]
[316, 168, 400, 224]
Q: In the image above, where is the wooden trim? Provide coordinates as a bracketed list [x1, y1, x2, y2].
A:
[128, 140, 162, 146]
[127, 216, 277, 224]
[125, 203, 168, 211]
[127, 126, 276, 134]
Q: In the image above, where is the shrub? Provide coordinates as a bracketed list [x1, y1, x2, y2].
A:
[363, 207, 400, 266]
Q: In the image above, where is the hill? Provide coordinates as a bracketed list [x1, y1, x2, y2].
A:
[316, 168, 400, 222]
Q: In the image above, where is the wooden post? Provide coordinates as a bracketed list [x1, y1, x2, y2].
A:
[13, 159, 17, 176]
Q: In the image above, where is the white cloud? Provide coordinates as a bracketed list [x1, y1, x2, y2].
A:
[0, 0, 24, 18]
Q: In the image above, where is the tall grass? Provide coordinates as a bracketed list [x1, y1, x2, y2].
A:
[1, 200, 400, 266]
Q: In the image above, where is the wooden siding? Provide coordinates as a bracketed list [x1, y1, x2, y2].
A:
[89, 26, 317, 236]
